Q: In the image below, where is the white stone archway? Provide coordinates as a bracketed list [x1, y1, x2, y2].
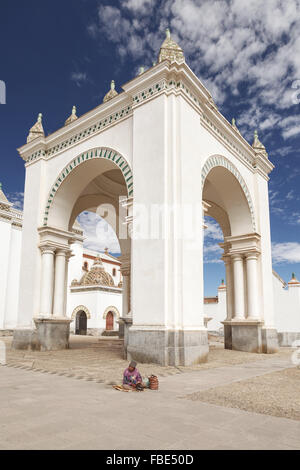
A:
[14, 30, 278, 363]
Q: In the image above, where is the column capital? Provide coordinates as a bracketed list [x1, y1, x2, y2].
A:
[39, 244, 55, 255]
[55, 247, 71, 256]
[231, 253, 244, 261]
[245, 251, 260, 260]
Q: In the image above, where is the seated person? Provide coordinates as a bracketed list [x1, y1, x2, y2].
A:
[123, 361, 145, 389]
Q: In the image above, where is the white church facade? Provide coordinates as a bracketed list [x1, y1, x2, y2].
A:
[3, 29, 299, 364]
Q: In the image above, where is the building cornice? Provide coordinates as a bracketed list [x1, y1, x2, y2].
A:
[18, 60, 273, 180]
[19, 93, 133, 164]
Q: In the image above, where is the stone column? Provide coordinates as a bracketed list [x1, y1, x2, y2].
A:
[39, 246, 55, 317]
[121, 265, 131, 318]
[232, 254, 245, 320]
[53, 249, 68, 317]
[246, 252, 260, 320]
[224, 256, 233, 321]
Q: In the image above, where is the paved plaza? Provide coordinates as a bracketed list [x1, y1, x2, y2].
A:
[0, 336, 299, 450]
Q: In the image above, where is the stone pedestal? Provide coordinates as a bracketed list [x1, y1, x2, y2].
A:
[12, 328, 40, 351]
[117, 318, 125, 338]
[224, 323, 232, 350]
[222, 321, 278, 354]
[34, 318, 71, 351]
[262, 327, 279, 353]
[127, 328, 209, 366]
[122, 316, 133, 359]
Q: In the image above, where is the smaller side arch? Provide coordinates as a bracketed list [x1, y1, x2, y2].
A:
[71, 305, 91, 320]
[201, 155, 256, 232]
[103, 306, 120, 320]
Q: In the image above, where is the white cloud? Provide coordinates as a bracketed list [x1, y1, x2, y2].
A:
[88, 0, 300, 141]
[272, 242, 300, 264]
[7, 191, 24, 210]
[70, 72, 88, 87]
[77, 211, 120, 254]
[204, 218, 223, 240]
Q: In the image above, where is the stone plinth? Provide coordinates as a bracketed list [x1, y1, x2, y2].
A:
[222, 321, 279, 354]
[127, 328, 209, 366]
[12, 328, 40, 351]
[34, 318, 71, 351]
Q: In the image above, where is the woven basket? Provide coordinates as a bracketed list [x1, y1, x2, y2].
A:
[149, 374, 159, 390]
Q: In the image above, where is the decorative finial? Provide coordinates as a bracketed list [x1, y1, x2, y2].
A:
[252, 129, 268, 157]
[0, 182, 2, 190]
[152, 61, 157, 66]
[65, 105, 78, 126]
[231, 117, 241, 134]
[292, 272, 296, 279]
[103, 80, 118, 103]
[139, 67, 145, 75]
[158, 27, 185, 64]
[27, 112, 45, 143]
[221, 279, 224, 284]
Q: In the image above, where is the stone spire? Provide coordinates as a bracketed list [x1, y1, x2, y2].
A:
[231, 118, 241, 134]
[103, 80, 118, 103]
[27, 113, 45, 143]
[158, 28, 185, 64]
[0, 183, 10, 205]
[65, 105, 78, 126]
[252, 130, 268, 158]
[0, 183, 12, 213]
[288, 272, 300, 286]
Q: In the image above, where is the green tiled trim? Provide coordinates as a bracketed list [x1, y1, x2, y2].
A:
[26, 104, 132, 163]
[201, 155, 256, 231]
[43, 147, 133, 226]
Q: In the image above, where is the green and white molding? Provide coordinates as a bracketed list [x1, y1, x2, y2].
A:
[201, 155, 256, 232]
[43, 147, 133, 226]
[26, 104, 132, 164]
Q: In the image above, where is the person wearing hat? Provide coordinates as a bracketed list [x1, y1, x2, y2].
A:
[123, 361, 145, 390]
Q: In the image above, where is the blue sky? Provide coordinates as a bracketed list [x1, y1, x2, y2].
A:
[0, 0, 300, 295]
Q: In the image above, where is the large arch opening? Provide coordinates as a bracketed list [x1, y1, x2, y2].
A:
[202, 157, 261, 351]
[38, 148, 132, 352]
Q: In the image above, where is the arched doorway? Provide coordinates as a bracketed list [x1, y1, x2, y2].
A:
[106, 311, 114, 331]
[75, 311, 87, 335]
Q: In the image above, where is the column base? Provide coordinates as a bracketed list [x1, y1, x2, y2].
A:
[262, 327, 279, 353]
[127, 328, 209, 366]
[278, 331, 300, 347]
[222, 321, 279, 354]
[12, 328, 40, 351]
[34, 318, 71, 351]
[122, 317, 133, 359]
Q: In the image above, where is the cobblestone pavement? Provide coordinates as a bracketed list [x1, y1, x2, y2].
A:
[1, 335, 294, 386]
[184, 367, 300, 421]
